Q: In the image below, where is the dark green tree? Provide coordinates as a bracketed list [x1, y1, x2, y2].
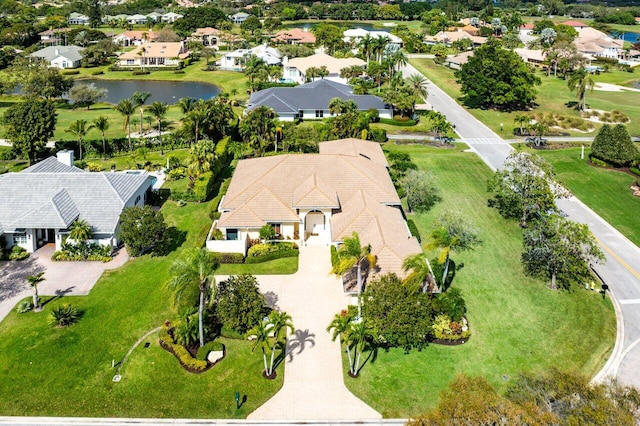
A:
[456, 38, 540, 111]
[68, 83, 107, 110]
[118, 206, 167, 257]
[85, 0, 102, 28]
[172, 6, 227, 37]
[591, 124, 639, 167]
[21, 66, 73, 100]
[216, 274, 266, 335]
[3, 99, 56, 165]
[312, 24, 344, 54]
[239, 106, 277, 156]
[401, 169, 441, 213]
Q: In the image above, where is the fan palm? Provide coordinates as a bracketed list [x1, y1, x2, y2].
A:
[92, 116, 110, 159]
[567, 67, 595, 111]
[65, 119, 94, 161]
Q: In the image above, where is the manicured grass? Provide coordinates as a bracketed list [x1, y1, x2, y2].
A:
[343, 144, 616, 418]
[0, 199, 283, 417]
[410, 58, 640, 137]
[524, 146, 640, 247]
[217, 256, 299, 276]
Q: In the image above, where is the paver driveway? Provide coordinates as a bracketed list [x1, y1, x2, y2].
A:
[0, 245, 128, 322]
[220, 243, 381, 421]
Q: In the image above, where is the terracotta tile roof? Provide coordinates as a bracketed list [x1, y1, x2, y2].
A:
[272, 28, 316, 44]
[319, 138, 388, 167]
[561, 20, 587, 27]
[292, 173, 339, 209]
[119, 42, 187, 60]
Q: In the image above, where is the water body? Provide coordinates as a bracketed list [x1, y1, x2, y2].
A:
[609, 32, 640, 43]
[76, 79, 220, 104]
[283, 21, 391, 33]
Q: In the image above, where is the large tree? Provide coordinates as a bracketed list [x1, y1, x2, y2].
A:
[401, 169, 441, 213]
[216, 274, 265, 335]
[239, 106, 277, 157]
[488, 151, 569, 228]
[3, 99, 57, 165]
[591, 124, 639, 167]
[456, 38, 540, 111]
[68, 83, 107, 110]
[168, 248, 219, 347]
[522, 214, 604, 290]
[118, 206, 167, 257]
[20, 65, 73, 100]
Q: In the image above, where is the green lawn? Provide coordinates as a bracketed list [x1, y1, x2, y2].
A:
[217, 257, 299, 275]
[343, 144, 616, 418]
[524, 146, 640, 247]
[0, 200, 283, 417]
[410, 58, 640, 137]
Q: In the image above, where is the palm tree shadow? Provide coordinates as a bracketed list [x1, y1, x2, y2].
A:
[41, 287, 76, 308]
[279, 329, 316, 366]
[263, 291, 279, 310]
[355, 344, 379, 376]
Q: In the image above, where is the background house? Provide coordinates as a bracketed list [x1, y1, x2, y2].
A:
[117, 42, 190, 68]
[230, 12, 250, 24]
[0, 151, 152, 254]
[68, 12, 89, 25]
[218, 44, 281, 70]
[282, 52, 365, 85]
[30, 45, 84, 69]
[272, 28, 317, 45]
[206, 139, 421, 278]
[246, 79, 392, 121]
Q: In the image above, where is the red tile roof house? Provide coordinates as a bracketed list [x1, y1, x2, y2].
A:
[206, 138, 422, 284]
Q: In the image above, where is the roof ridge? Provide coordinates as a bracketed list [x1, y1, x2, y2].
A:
[51, 188, 73, 227]
[223, 156, 289, 206]
[101, 173, 127, 205]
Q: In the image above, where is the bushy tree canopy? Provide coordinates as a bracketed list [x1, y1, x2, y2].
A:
[363, 273, 433, 352]
[402, 169, 441, 213]
[591, 124, 639, 167]
[216, 274, 266, 335]
[456, 38, 540, 111]
[4, 98, 56, 165]
[172, 6, 227, 36]
[118, 206, 167, 256]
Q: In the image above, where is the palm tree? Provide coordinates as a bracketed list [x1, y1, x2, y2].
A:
[327, 311, 355, 373]
[181, 102, 207, 144]
[116, 99, 135, 152]
[147, 101, 168, 154]
[426, 212, 480, 288]
[251, 310, 294, 378]
[388, 50, 408, 81]
[131, 91, 151, 136]
[177, 97, 196, 115]
[167, 248, 219, 347]
[402, 253, 439, 295]
[92, 116, 110, 159]
[187, 139, 215, 189]
[239, 106, 277, 157]
[69, 219, 93, 243]
[332, 232, 377, 319]
[568, 67, 595, 111]
[345, 317, 374, 377]
[27, 272, 45, 311]
[407, 73, 429, 113]
[359, 33, 374, 66]
[65, 119, 94, 161]
[513, 114, 530, 136]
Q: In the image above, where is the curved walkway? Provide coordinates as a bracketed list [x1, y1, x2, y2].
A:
[219, 244, 381, 421]
[401, 61, 640, 388]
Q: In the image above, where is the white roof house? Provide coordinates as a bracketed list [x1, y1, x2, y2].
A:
[68, 12, 90, 25]
[127, 14, 148, 25]
[282, 52, 365, 85]
[230, 12, 250, 24]
[218, 44, 281, 71]
[161, 12, 183, 23]
[343, 28, 403, 46]
[30, 45, 84, 69]
[0, 151, 153, 253]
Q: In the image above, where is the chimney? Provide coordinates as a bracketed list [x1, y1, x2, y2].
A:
[56, 150, 74, 167]
[55, 48, 59, 55]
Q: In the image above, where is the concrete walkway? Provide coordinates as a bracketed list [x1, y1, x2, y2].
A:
[226, 244, 380, 421]
[401, 60, 640, 388]
[0, 245, 129, 322]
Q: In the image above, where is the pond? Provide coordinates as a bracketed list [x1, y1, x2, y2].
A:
[283, 21, 392, 33]
[76, 79, 221, 104]
[609, 32, 640, 43]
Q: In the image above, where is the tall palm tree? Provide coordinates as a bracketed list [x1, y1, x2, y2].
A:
[332, 232, 377, 319]
[407, 73, 429, 113]
[27, 272, 45, 311]
[187, 139, 215, 188]
[65, 119, 94, 161]
[239, 106, 277, 157]
[92, 116, 110, 159]
[567, 67, 595, 111]
[69, 219, 93, 243]
[168, 248, 219, 347]
[177, 97, 196, 115]
[181, 101, 207, 144]
[402, 253, 438, 295]
[327, 311, 355, 374]
[115, 99, 135, 152]
[359, 33, 374, 66]
[131, 91, 151, 135]
[251, 310, 294, 378]
[147, 101, 168, 154]
[345, 318, 374, 377]
[513, 114, 530, 136]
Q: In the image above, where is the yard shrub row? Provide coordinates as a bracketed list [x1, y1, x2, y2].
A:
[52, 242, 113, 262]
[247, 242, 297, 257]
[380, 118, 417, 127]
[244, 248, 299, 264]
[159, 328, 209, 373]
[407, 219, 422, 243]
[210, 252, 244, 264]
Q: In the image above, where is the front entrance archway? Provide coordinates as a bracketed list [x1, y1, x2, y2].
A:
[304, 211, 325, 237]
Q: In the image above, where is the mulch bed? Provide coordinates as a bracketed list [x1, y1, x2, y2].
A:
[429, 336, 470, 346]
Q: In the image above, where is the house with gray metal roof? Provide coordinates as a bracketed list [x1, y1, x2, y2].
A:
[30, 45, 84, 69]
[0, 151, 153, 254]
[245, 79, 392, 122]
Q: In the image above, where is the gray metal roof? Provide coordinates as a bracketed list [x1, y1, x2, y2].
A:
[0, 159, 151, 234]
[30, 45, 84, 63]
[246, 80, 388, 114]
[22, 157, 84, 174]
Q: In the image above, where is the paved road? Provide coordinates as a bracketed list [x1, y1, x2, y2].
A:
[401, 61, 640, 388]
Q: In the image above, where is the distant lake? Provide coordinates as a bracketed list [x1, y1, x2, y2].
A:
[283, 21, 392, 33]
[609, 32, 640, 43]
[12, 79, 221, 105]
[76, 79, 221, 104]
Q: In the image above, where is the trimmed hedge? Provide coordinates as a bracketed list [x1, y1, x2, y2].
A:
[210, 252, 244, 264]
[630, 166, 640, 177]
[407, 219, 422, 243]
[247, 242, 297, 257]
[380, 118, 417, 127]
[244, 248, 298, 264]
[159, 327, 209, 373]
[193, 171, 216, 202]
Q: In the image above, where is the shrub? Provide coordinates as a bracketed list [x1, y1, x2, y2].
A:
[132, 70, 150, 75]
[49, 303, 80, 327]
[380, 118, 417, 126]
[192, 171, 216, 202]
[52, 242, 112, 262]
[210, 252, 244, 264]
[629, 166, 640, 177]
[86, 162, 102, 172]
[62, 70, 80, 75]
[433, 288, 466, 322]
[159, 327, 209, 372]
[16, 300, 33, 313]
[369, 128, 387, 143]
[91, 70, 104, 75]
[244, 249, 299, 264]
[166, 167, 186, 181]
[432, 314, 470, 341]
[589, 155, 611, 168]
[9, 246, 29, 261]
[216, 274, 266, 335]
[247, 242, 297, 257]
[407, 219, 422, 243]
[591, 124, 639, 167]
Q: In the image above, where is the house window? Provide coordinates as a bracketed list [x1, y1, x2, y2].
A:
[315, 110, 323, 118]
[13, 233, 27, 245]
[135, 195, 141, 205]
[126, 59, 134, 65]
[268, 223, 281, 235]
[226, 229, 239, 241]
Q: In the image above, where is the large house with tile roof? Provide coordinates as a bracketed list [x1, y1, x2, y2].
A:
[0, 151, 153, 253]
[206, 139, 422, 279]
[117, 42, 190, 68]
[282, 52, 365, 85]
